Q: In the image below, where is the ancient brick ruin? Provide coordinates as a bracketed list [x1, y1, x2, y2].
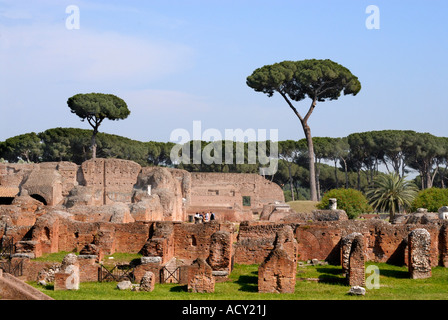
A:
[347, 234, 365, 287]
[408, 228, 432, 279]
[1, 159, 448, 298]
[258, 225, 298, 293]
[0, 159, 285, 223]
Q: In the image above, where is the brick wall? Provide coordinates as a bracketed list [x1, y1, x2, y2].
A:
[234, 219, 446, 266]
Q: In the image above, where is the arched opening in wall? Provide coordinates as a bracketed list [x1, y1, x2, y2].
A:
[43, 227, 51, 241]
[30, 194, 47, 205]
[0, 197, 14, 205]
[188, 235, 197, 247]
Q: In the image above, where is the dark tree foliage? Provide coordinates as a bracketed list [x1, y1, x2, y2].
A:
[247, 59, 361, 200]
[2, 129, 448, 199]
[67, 93, 131, 159]
[0, 133, 42, 163]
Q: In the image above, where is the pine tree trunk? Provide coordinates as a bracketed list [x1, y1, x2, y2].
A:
[303, 124, 318, 201]
[91, 129, 98, 159]
[288, 164, 295, 201]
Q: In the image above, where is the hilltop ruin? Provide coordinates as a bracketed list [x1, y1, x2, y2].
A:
[0, 159, 447, 298]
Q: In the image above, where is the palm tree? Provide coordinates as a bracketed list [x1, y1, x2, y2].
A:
[366, 173, 418, 220]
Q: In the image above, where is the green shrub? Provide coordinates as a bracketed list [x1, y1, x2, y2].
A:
[318, 188, 373, 219]
[411, 188, 448, 212]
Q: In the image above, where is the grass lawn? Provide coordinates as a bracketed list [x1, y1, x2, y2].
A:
[287, 201, 319, 213]
[29, 262, 448, 300]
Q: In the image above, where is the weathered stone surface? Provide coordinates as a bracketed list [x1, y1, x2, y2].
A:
[274, 225, 298, 263]
[348, 286, 366, 296]
[79, 243, 99, 256]
[79, 243, 103, 262]
[439, 206, 448, 219]
[258, 247, 296, 294]
[116, 280, 133, 290]
[207, 231, 232, 272]
[234, 221, 293, 264]
[408, 228, 431, 279]
[260, 202, 294, 222]
[140, 238, 169, 261]
[258, 225, 297, 294]
[348, 234, 365, 287]
[341, 232, 362, 277]
[141, 256, 162, 264]
[37, 264, 61, 286]
[405, 212, 438, 224]
[139, 271, 155, 292]
[187, 171, 284, 222]
[311, 209, 348, 221]
[440, 224, 448, 268]
[54, 253, 79, 291]
[187, 258, 215, 293]
[328, 198, 337, 210]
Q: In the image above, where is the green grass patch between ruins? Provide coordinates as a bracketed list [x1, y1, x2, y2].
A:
[28, 262, 448, 300]
[287, 201, 319, 213]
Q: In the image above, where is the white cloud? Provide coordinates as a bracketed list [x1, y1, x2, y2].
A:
[0, 17, 197, 142]
[0, 23, 195, 86]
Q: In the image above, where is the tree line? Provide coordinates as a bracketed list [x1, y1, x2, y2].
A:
[0, 128, 173, 167]
[1, 128, 447, 200]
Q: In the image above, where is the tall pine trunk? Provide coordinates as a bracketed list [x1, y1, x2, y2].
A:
[303, 124, 318, 201]
[288, 164, 295, 201]
[91, 128, 98, 159]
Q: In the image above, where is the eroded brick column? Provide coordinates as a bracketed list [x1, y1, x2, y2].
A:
[207, 231, 232, 281]
[341, 232, 362, 278]
[54, 253, 80, 291]
[258, 225, 297, 293]
[408, 228, 431, 279]
[348, 234, 365, 287]
[187, 258, 215, 293]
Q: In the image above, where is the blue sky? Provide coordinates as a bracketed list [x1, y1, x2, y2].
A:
[0, 0, 447, 143]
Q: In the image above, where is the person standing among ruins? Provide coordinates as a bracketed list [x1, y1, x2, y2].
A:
[194, 212, 200, 224]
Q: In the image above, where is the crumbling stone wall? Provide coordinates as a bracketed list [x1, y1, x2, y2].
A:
[139, 222, 176, 263]
[0, 163, 37, 190]
[29, 212, 151, 256]
[188, 172, 285, 221]
[134, 167, 185, 221]
[234, 219, 443, 267]
[234, 221, 292, 264]
[1, 159, 284, 224]
[173, 222, 224, 263]
[140, 221, 235, 265]
[187, 258, 215, 293]
[80, 159, 141, 205]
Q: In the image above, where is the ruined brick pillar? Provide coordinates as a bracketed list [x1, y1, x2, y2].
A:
[258, 225, 297, 294]
[54, 253, 80, 291]
[187, 258, 215, 293]
[408, 228, 431, 279]
[439, 224, 448, 268]
[341, 232, 362, 278]
[258, 248, 296, 293]
[348, 234, 365, 287]
[207, 231, 232, 278]
[274, 225, 298, 263]
[139, 271, 156, 292]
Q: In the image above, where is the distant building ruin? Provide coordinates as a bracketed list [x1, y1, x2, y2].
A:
[0, 159, 285, 223]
